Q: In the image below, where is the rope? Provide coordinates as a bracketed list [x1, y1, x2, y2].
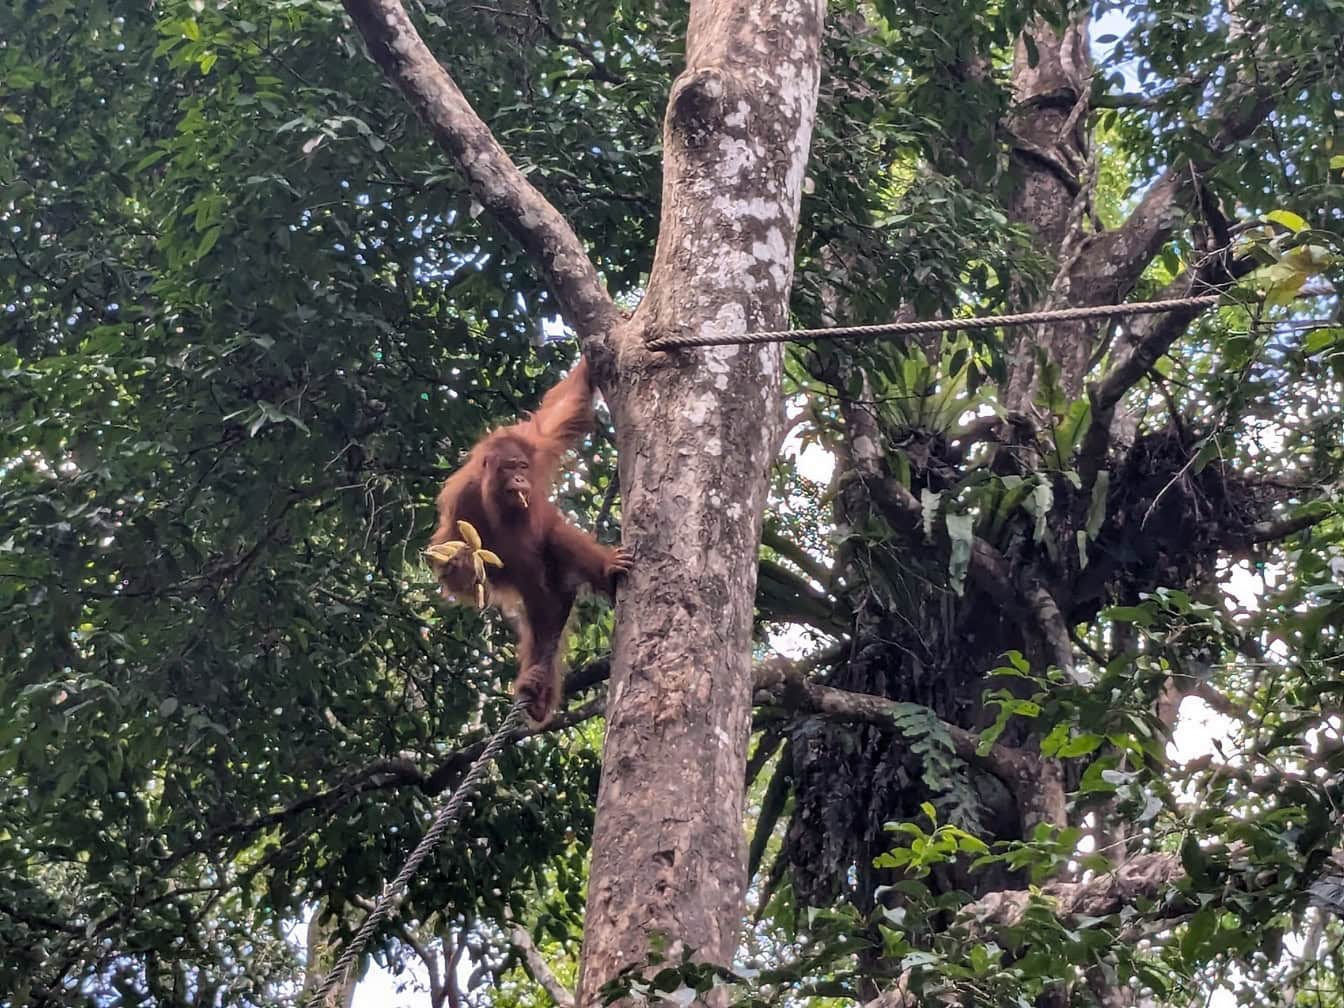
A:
[307, 701, 528, 1007]
[644, 293, 1229, 349]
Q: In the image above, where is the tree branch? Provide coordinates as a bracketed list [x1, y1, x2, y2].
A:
[509, 924, 576, 1007]
[1075, 257, 1258, 488]
[752, 655, 1032, 785]
[1190, 681, 1249, 721]
[1078, 72, 1284, 299]
[180, 678, 614, 861]
[522, 0, 623, 85]
[0, 895, 82, 934]
[864, 848, 1344, 1006]
[866, 473, 1076, 677]
[963, 851, 1185, 929]
[422, 696, 604, 794]
[354, 895, 446, 1006]
[1004, 131, 1082, 195]
[1240, 504, 1335, 547]
[341, 0, 620, 354]
[762, 521, 833, 588]
[963, 847, 1344, 931]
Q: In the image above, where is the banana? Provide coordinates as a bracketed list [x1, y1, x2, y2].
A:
[427, 520, 504, 610]
[457, 519, 482, 550]
[425, 540, 468, 564]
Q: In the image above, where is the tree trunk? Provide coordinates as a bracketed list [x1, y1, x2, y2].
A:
[578, 1, 824, 1002]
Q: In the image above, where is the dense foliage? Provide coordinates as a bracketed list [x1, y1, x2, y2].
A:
[2, 0, 1341, 1005]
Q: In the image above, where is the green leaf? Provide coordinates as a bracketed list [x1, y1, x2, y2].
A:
[1181, 907, 1218, 963]
[195, 225, 222, 260]
[1039, 722, 1070, 757]
[1303, 327, 1342, 356]
[1105, 604, 1151, 625]
[53, 766, 82, 800]
[1024, 479, 1053, 543]
[1266, 209, 1308, 233]
[945, 512, 973, 596]
[133, 147, 171, 172]
[1190, 436, 1222, 475]
[1078, 757, 1121, 794]
[1056, 732, 1104, 758]
[1085, 470, 1109, 540]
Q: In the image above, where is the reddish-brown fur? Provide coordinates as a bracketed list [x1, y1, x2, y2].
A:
[427, 359, 630, 724]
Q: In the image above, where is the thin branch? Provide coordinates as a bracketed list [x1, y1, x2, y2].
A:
[422, 696, 604, 794]
[443, 930, 466, 1008]
[0, 897, 82, 934]
[341, 0, 620, 354]
[353, 895, 446, 1006]
[564, 656, 612, 697]
[509, 924, 576, 1007]
[1241, 505, 1334, 547]
[1191, 681, 1249, 721]
[523, 0, 624, 85]
[173, 670, 615, 862]
[762, 522, 833, 588]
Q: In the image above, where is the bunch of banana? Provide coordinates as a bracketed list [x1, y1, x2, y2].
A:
[424, 520, 504, 608]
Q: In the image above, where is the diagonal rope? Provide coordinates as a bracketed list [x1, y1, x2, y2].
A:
[645, 294, 1229, 350]
[307, 700, 528, 1007]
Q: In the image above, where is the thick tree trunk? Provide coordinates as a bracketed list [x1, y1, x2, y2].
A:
[1001, 19, 1095, 408]
[578, 1, 824, 1002]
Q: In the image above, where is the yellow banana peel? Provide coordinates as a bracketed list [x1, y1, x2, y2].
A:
[425, 519, 503, 612]
[457, 519, 482, 550]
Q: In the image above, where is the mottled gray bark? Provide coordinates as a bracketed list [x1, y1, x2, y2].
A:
[579, 2, 823, 1001]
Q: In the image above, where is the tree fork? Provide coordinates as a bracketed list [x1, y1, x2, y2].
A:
[342, 0, 824, 1002]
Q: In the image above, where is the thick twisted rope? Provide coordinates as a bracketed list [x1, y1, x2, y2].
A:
[307, 701, 528, 1007]
[644, 293, 1229, 349]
